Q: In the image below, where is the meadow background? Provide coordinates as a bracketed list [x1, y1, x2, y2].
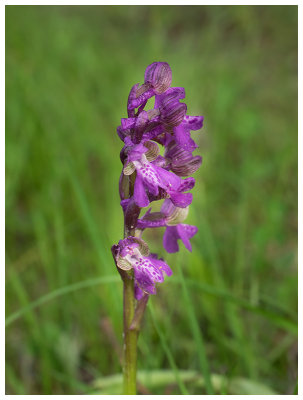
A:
[5, 5, 298, 395]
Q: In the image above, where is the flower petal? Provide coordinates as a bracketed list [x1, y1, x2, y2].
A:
[121, 117, 136, 130]
[127, 143, 148, 162]
[164, 140, 202, 176]
[139, 258, 164, 283]
[163, 226, 180, 253]
[132, 111, 149, 144]
[182, 115, 204, 131]
[129, 236, 150, 256]
[137, 211, 166, 229]
[170, 191, 193, 208]
[150, 257, 173, 276]
[160, 94, 187, 129]
[134, 174, 149, 207]
[134, 267, 156, 294]
[174, 124, 198, 152]
[128, 87, 155, 112]
[172, 155, 202, 176]
[154, 87, 185, 108]
[178, 177, 195, 192]
[136, 161, 162, 196]
[134, 283, 144, 300]
[176, 224, 198, 252]
[154, 165, 182, 190]
[133, 257, 165, 295]
[144, 141, 160, 162]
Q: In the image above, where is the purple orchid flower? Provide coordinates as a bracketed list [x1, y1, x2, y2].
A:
[121, 140, 195, 208]
[112, 237, 172, 299]
[137, 199, 198, 253]
[173, 114, 204, 152]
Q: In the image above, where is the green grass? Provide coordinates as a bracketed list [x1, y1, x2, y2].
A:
[5, 5, 297, 395]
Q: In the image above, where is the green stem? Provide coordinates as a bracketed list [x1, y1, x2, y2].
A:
[121, 173, 142, 394]
[123, 274, 138, 394]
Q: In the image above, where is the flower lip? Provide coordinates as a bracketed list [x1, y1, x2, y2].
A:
[113, 235, 172, 297]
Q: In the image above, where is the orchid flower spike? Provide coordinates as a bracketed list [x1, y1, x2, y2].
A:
[113, 61, 204, 298]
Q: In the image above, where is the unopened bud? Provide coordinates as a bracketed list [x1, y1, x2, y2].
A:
[160, 93, 187, 129]
[144, 62, 172, 94]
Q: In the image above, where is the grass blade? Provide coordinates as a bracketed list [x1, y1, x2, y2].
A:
[176, 258, 214, 394]
[149, 301, 189, 395]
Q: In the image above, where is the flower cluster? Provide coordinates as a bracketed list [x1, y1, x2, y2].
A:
[112, 62, 203, 300]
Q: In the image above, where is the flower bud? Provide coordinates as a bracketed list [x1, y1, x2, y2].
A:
[165, 141, 202, 176]
[161, 198, 189, 225]
[123, 198, 141, 233]
[144, 62, 172, 94]
[160, 93, 187, 129]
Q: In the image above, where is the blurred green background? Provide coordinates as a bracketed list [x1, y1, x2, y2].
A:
[5, 5, 298, 395]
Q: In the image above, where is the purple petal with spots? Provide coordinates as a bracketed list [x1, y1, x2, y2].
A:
[136, 258, 164, 283]
[182, 115, 204, 131]
[136, 162, 162, 196]
[149, 256, 173, 277]
[134, 267, 156, 294]
[133, 256, 169, 295]
[178, 177, 195, 192]
[119, 241, 139, 257]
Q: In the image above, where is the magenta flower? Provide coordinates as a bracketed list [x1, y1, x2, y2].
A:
[112, 237, 172, 299]
[137, 199, 198, 253]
